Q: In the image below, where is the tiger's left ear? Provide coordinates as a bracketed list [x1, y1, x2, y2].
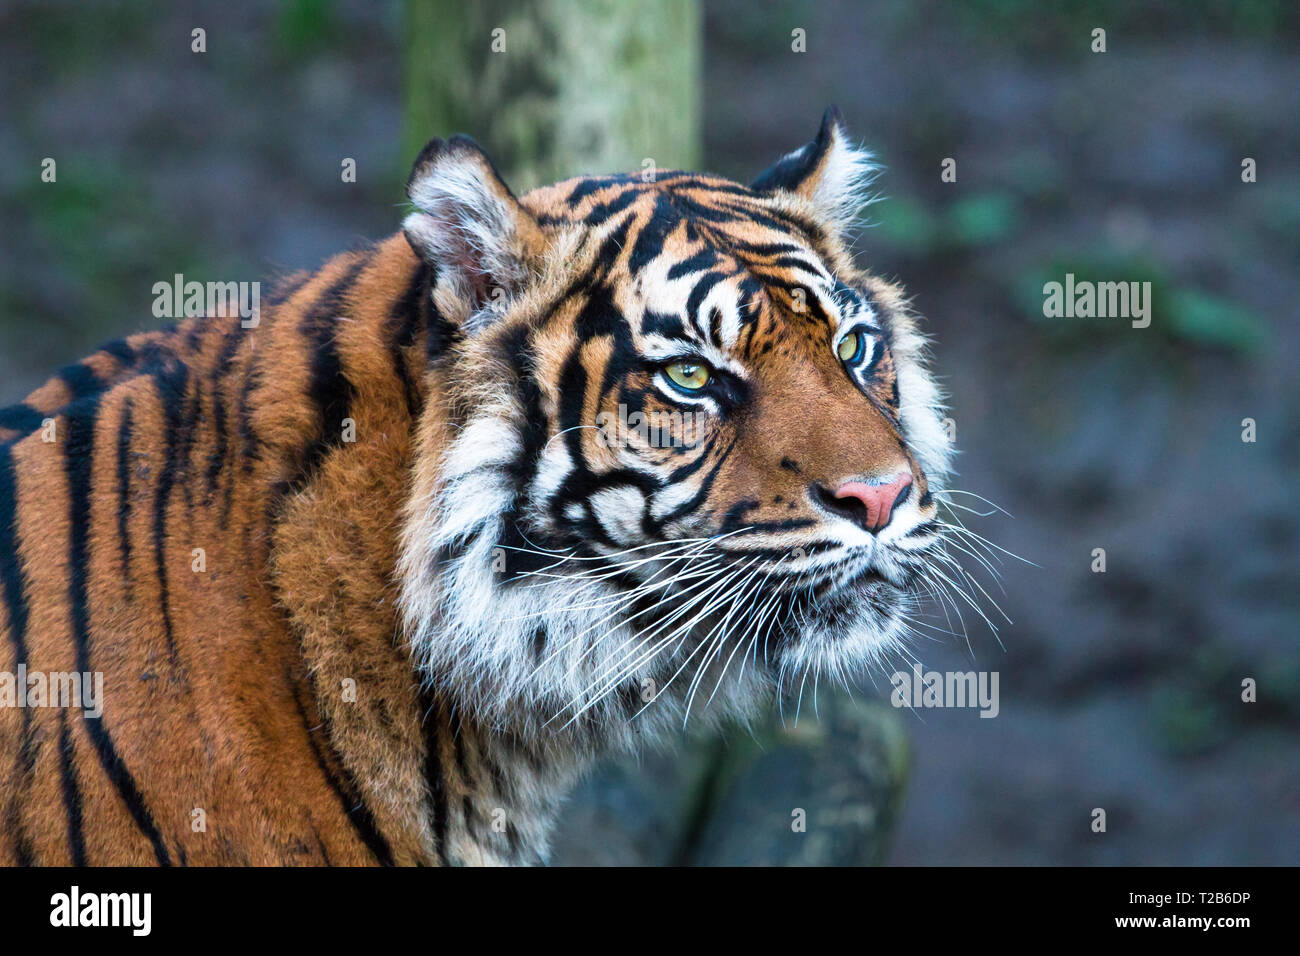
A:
[750, 106, 877, 237]
[403, 134, 548, 331]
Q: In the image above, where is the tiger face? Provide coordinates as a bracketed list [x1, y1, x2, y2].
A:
[399, 110, 952, 746]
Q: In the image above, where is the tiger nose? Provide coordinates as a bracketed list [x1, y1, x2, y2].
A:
[812, 472, 913, 534]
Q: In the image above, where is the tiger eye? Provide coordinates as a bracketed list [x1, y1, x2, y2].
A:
[664, 361, 710, 391]
[837, 331, 862, 363]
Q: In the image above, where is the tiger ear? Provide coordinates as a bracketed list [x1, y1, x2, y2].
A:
[402, 134, 547, 331]
[750, 106, 877, 236]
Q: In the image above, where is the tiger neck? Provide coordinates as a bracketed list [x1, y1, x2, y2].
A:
[260, 236, 582, 864]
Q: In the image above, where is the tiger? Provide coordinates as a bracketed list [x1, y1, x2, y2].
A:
[0, 108, 954, 866]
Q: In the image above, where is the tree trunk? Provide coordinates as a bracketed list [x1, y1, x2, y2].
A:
[404, 0, 701, 191]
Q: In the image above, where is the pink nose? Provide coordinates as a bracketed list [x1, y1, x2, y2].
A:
[832, 473, 913, 533]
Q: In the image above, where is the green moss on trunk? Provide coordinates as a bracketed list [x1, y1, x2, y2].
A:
[404, 0, 701, 190]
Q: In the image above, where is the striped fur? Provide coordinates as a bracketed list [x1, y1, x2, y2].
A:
[0, 110, 952, 866]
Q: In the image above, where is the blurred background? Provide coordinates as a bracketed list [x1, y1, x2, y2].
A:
[1, 0, 1297, 864]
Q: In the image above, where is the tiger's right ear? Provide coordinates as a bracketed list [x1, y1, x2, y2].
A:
[750, 107, 877, 239]
[402, 135, 547, 331]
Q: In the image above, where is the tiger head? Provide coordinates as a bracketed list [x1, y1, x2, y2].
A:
[398, 109, 954, 749]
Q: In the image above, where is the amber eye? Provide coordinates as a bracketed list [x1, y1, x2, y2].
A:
[664, 361, 710, 391]
[837, 330, 865, 364]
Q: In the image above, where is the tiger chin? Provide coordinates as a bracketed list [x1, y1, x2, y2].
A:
[0, 108, 952, 866]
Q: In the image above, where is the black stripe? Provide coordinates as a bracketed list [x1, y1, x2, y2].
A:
[62, 391, 173, 866]
[386, 264, 430, 419]
[285, 260, 367, 493]
[0, 444, 31, 659]
[716, 543, 831, 562]
[56, 362, 104, 402]
[178, 385, 204, 511]
[666, 247, 720, 280]
[148, 357, 191, 656]
[500, 324, 547, 496]
[591, 212, 636, 277]
[98, 337, 136, 367]
[206, 327, 244, 496]
[767, 253, 831, 277]
[726, 239, 805, 257]
[715, 196, 824, 240]
[115, 401, 134, 594]
[0, 404, 44, 436]
[0, 443, 37, 865]
[577, 188, 640, 226]
[229, 354, 262, 528]
[736, 275, 765, 328]
[564, 174, 640, 205]
[720, 517, 820, 539]
[461, 796, 476, 841]
[420, 688, 450, 865]
[424, 293, 460, 365]
[707, 305, 725, 347]
[291, 685, 395, 866]
[58, 715, 87, 866]
[686, 271, 727, 336]
[628, 195, 680, 273]
[555, 350, 591, 478]
[641, 309, 688, 340]
[313, 830, 332, 865]
[450, 707, 472, 788]
[720, 498, 761, 532]
[664, 441, 714, 484]
[656, 435, 736, 526]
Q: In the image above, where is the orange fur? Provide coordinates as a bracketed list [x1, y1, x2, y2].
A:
[1, 117, 949, 866]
